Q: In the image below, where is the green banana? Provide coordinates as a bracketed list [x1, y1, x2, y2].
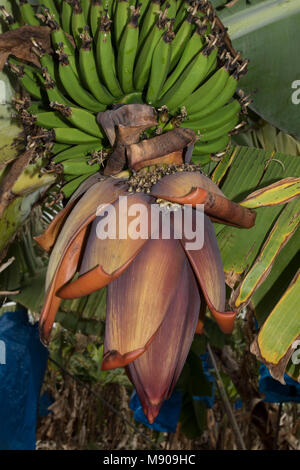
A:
[198, 114, 239, 142]
[114, 0, 130, 46]
[27, 101, 47, 114]
[138, 0, 151, 22]
[193, 134, 230, 155]
[134, 13, 169, 91]
[53, 140, 103, 163]
[81, 0, 91, 20]
[157, 46, 214, 112]
[90, 0, 104, 36]
[79, 27, 114, 104]
[172, 0, 189, 31]
[62, 174, 94, 198]
[188, 73, 239, 119]
[53, 141, 104, 162]
[117, 7, 140, 94]
[34, 110, 71, 128]
[57, 47, 106, 112]
[19, 0, 40, 26]
[41, 67, 75, 106]
[31, 39, 56, 79]
[39, 0, 60, 24]
[183, 99, 241, 130]
[47, 19, 80, 79]
[169, 12, 194, 71]
[105, 0, 115, 16]
[8, 61, 42, 100]
[162, 0, 177, 19]
[51, 142, 71, 155]
[51, 103, 104, 138]
[53, 127, 102, 144]
[61, 0, 72, 34]
[159, 24, 204, 97]
[146, 28, 174, 105]
[62, 159, 101, 175]
[120, 92, 144, 104]
[183, 66, 231, 115]
[50, 20, 75, 55]
[138, 0, 161, 48]
[191, 154, 211, 165]
[72, 0, 86, 47]
[206, 44, 218, 76]
[96, 14, 123, 98]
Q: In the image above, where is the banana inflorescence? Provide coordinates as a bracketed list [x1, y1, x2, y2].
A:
[3, 0, 250, 194]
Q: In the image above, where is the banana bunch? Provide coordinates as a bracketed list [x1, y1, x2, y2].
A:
[2, 0, 250, 195]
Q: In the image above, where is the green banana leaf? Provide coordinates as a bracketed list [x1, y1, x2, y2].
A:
[232, 121, 300, 156]
[251, 270, 300, 383]
[215, 0, 300, 139]
[212, 144, 300, 381]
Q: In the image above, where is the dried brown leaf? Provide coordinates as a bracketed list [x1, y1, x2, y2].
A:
[0, 25, 52, 70]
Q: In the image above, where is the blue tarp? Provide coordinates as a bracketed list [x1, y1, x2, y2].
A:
[130, 389, 183, 433]
[195, 352, 215, 409]
[130, 352, 216, 432]
[0, 309, 49, 450]
[259, 364, 300, 403]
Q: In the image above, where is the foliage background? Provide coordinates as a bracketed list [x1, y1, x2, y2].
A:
[0, 0, 299, 450]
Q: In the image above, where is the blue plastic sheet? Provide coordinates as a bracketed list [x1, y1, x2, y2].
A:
[0, 309, 49, 450]
[130, 389, 183, 433]
[259, 364, 300, 403]
[39, 391, 54, 417]
[130, 352, 216, 432]
[194, 352, 215, 409]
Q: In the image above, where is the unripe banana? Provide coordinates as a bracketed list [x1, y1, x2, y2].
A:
[40, 0, 60, 24]
[57, 46, 106, 112]
[183, 99, 241, 130]
[188, 73, 239, 119]
[146, 27, 174, 105]
[53, 127, 102, 144]
[72, 0, 86, 47]
[62, 159, 101, 175]
[41, 67, 75, 106]
[193, 135, 230, 155]
[19, 0, 40, 26]
[172, 0, 189, 31]
[61, 0, 72, 34]
[134, 12, 169, 91]
[51, 143, 71, 155]
[53, 142, 104, 162]
[34, 110, 71, 129]
[81, 0, 91, 21]
[169, 12, 194, 71]
[138, 0, 151, 22]
[114, 0, 130, 46]
[50, 102, 104, 138]
[90, 0, 104, 36]
[62, 174, 94, 198]
[198, 114, 239, 142]
[8, 60, 42, 100]
[96, 14, 123, 98]
[117, 7, 140, 94]
[183, 66, 231, 115]
[79, 27, 115, 104]
[158, 44, 216, 112]
[159, 24, 204, 97]
[138, 0, 161, 48]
